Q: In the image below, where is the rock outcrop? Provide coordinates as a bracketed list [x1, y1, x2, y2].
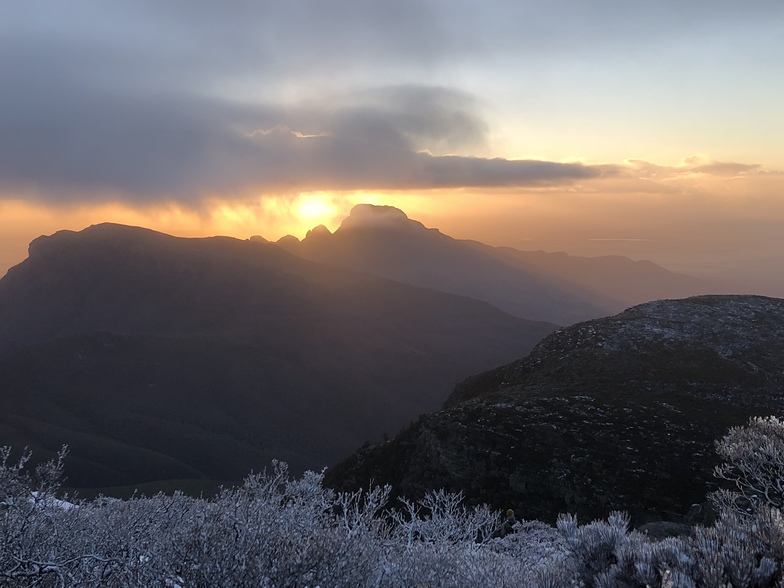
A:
[326, 295, 784, 524]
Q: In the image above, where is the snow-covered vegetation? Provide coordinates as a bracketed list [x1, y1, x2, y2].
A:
[712, 415, 784, 516]
[3, 416, 784, 587]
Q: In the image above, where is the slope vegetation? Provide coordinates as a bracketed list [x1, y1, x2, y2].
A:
[326, 295, 784, 524]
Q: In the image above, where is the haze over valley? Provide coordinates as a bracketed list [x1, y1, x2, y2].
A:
[2, 1, 784, 295]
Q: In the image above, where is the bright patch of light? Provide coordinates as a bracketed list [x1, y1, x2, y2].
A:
[294, 193, 337, 223]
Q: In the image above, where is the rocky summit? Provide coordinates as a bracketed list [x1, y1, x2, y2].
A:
[325, 295, 784, 525]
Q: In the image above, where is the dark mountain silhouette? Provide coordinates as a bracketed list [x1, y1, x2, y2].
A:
[462, 241, 720, 313]
[276, 204, 716, 325]
[326, 295, 784, 525]
[0, 223, 555, 491]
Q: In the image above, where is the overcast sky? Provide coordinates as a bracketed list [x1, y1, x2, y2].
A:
[1, 0, 783, 275]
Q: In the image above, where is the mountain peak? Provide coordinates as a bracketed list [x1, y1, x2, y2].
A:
[338, 204, 428, 233]
[26, 223, 162, 260]
[305, 224, 332, 239]
[276, 234, 300, 247]
[350, 203, 409, 221]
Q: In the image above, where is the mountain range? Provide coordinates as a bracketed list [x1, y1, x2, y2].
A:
[274, 204, 716, 325]
[325, 295, 784, 525]
[0, 223, 553, 492]
[0, 206, 739, 501]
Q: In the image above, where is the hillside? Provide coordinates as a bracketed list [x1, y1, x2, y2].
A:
[325, 295, 784, 524]
[0, 223, 555, 491]
[276, 204, 716, 325]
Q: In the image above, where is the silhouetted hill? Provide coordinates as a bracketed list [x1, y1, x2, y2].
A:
[463, 242, 718, 312]
[0, 223, 555, 491]
[277, 204, 716, 325]
[325, 295, 784, 524]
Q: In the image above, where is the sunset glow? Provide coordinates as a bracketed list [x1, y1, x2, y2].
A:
[293, 194, 339, 227]
[0, 1, 782, 290]
[6, 6, 784, 576]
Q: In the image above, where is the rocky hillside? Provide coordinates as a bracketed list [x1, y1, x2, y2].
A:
[325, 295, 784, 524]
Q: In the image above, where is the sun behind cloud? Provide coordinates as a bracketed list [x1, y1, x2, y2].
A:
[295, 193, 338, 225]
[206, 192, 355, 240]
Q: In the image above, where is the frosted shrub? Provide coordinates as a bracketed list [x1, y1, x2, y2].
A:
[168, 462, 390, 587]
[689, 508, 783, 587]
[388, 489, 497, 547]
[4, 438, 784, 587]
[712, 416, 784, 517]
[487, 520, 571, 586]
[555, 511, 637, 585]
[0, 450, 391, 587]
[379, 491, 542, 587]
[0, 446, 98, 586]
[490, 519, 568, 564]
[381, 541, 526, 588]
[535, 507, 784, 588]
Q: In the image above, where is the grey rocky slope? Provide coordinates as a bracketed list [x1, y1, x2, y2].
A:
[325, 295, 784, 524]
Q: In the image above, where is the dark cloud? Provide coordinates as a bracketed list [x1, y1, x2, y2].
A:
[0, 30, 605, 202]
[10, 1, 778, 80]
[0, 40, 253, 199]
[229, 124, 604, 191]
[4, 1, 459, 92]
[11, 0, 765, 203]
[330, 86, 490, 155]
[408, 155, 602, 187]
[0, 77, 604, 201]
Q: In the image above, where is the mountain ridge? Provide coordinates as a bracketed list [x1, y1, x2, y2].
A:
[0, 222, 555, 490]
[325, 294, 784, 525]
[277, 204, 717, 325]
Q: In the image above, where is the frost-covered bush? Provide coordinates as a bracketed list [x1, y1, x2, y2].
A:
[711, 415, 784, 517]
[167, 462, 391, 587]
[1, 446, 199, 586]
[4, 440, 784, 587]
[532, 507, 784, 588]
[389, 489, 498, 546]
[0, 446, 90, 586]
[383, 503, 566, 587]
[0, 447, 568, 587]
[532, 511, 674, 587]
[0, 451, 391, 587]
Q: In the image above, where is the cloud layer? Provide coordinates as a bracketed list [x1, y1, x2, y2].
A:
[4, 1, 781, 205]
[0, 49, 605, 202]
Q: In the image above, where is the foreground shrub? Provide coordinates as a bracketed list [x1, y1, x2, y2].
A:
[712, 415, 784, 517]
[533, 507, 784, 587]
[3, 443, 784, 587]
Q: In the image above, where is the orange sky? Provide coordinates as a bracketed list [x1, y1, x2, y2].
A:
[3, 157, 783, 280]
[2, 3, 783, 282]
